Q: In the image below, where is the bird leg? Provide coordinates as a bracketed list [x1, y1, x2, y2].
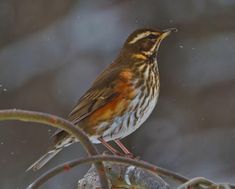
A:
[114, 139, 134, 158]
[98, 138, 122, 156]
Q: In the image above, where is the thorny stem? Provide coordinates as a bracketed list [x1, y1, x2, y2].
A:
[0, 109, 109, 189]
[27, 155, 189, 188]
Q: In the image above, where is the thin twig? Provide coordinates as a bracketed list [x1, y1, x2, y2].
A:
[28, 155, 189, 188]
[178, 177, 215, 189]
[177, 177, 235, 189]
[0, 109, 109, 189]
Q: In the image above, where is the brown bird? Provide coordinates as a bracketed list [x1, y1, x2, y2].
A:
[27, 28, 177, 171]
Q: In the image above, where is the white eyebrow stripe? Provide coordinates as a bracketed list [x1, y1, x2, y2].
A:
[128, 31, 152, 44]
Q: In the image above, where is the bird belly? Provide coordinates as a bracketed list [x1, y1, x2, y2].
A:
[90, 90, 158, 143]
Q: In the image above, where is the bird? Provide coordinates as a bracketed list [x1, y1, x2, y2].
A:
[27, 27, 177, 171]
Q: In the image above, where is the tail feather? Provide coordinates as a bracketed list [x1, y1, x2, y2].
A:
[26, 148, 62, 171]
[27, 131, 73, 171]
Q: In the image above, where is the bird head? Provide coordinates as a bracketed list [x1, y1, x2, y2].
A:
[123, 28, 177, 58]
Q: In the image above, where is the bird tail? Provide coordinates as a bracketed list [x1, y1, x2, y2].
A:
[26, 148, 62, 172]
[26, 130, 73, 171]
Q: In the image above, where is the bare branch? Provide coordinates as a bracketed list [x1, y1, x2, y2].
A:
[178, 177, 235, 189]
[28, 155, 188, 188]
[0, 109, 109, 189]
[1, 109, 235, 189]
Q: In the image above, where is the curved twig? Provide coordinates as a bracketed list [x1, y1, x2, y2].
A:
[177, 177, 235, 189]
[28, 155, 189, 188]
[178, 177, 215, 189]
[0, 109, 109, 189]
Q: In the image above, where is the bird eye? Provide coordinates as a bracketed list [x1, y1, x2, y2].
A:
[147, 34, 157, 40]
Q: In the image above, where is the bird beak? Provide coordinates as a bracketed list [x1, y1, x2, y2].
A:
[160, 28, 178, 39]
[149, 28, 177, 54]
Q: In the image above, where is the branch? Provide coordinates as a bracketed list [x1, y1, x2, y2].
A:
[178, 177, 235, 189]
[78, 162, 169, 189]
[28, 155, 235, 189]
[1, 109, 235, 189]
[0, 109, 109, 189]
[28, 155, 188, 188]
[78, 165, 235, 189]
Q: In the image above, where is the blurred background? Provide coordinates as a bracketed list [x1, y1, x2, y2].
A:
[0, 0, 235, 188]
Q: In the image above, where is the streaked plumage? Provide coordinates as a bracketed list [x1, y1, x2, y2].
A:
[27, 28, 176, 171]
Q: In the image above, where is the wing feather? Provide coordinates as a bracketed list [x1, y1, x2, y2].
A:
[52, 66, 122, 137]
